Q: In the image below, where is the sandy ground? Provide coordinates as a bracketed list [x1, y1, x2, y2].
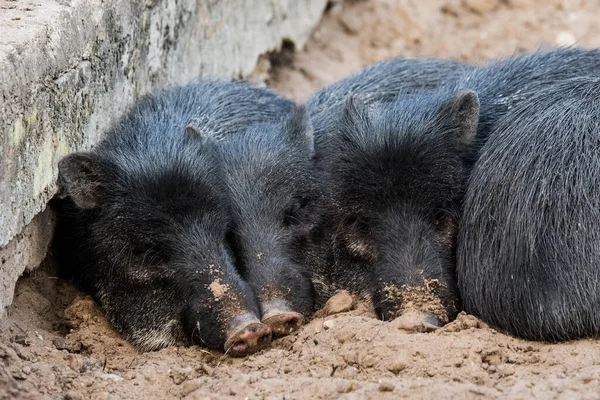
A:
[3, 0, 600, 399]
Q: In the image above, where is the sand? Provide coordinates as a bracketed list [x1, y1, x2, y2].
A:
[3, 1, 600, 398]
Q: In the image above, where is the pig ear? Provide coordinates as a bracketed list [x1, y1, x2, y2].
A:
[57, 152, 105, 209]
[341, 95, 369, 126]
[184, 124, 203, 141]
[439, 90, 480, 147]
[339, 95, 371, 140]
[286, 104, 315, 158]
[184, 123, 214, 146]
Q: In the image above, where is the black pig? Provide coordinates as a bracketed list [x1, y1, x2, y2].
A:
[53, 80, 297, 355]
[305, 47, 600, 330]
[457, 77, 600, 341]
[307, 89, 480, 326]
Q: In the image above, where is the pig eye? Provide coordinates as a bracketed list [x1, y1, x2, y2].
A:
[134, 247, 169, 266]
[130, 233, 169, 266]
[433, 211, 446, 225]
[283, 197, 310, 227]
[344, 216, 370, 235]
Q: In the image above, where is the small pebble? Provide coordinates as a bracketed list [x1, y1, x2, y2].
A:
[102, 373, 124, 382]
[170, 367, 195, 385]
[323, 320, 335, 330]
[385, 351, 410, 375]
[360, 354, 377, 368]
[181, 379, 203, 396]
[379, 381, 395, 392]
[321, 290, 354, 316]
[555, 31, 577, 46]
[336, 381, 354, 393]
[13, 335, 31, 347]
[64, 391, 84, 400]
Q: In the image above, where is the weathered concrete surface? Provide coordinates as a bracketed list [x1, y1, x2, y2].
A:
[0, 0, 327, 313]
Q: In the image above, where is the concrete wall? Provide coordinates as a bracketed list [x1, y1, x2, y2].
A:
[0, 0, 328, 314]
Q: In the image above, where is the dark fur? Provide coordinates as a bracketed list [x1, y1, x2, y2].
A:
[307, 90, 479, 320]
[52, 79, 292, 351]
[308, 57, 473, 140]
[215, 105, 318, 317]
[457, 77, 600, 341]
[451, 47, 600, 164]
[306, 47, 600, 326]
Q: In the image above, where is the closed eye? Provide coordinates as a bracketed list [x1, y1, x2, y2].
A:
[135, 247, 169, 266]
[283, 197, 311, 227]
[344, 216, 371, 235]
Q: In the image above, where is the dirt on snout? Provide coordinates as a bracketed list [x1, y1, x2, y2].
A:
[4, 0, 600, 399]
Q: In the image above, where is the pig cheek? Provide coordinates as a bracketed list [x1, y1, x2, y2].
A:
[291, 221, 313, 239]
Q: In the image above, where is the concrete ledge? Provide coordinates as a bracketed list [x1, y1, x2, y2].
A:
[0, 0, 327, 313]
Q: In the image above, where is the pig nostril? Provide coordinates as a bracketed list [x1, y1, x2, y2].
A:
[283, 316, 302, 332]
[230, 341, 247, 353]
[225, 320, 273, 357]
[258, 332, 271, 344]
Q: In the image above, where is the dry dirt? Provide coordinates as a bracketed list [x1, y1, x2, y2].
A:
[3, 0, 600, 399]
